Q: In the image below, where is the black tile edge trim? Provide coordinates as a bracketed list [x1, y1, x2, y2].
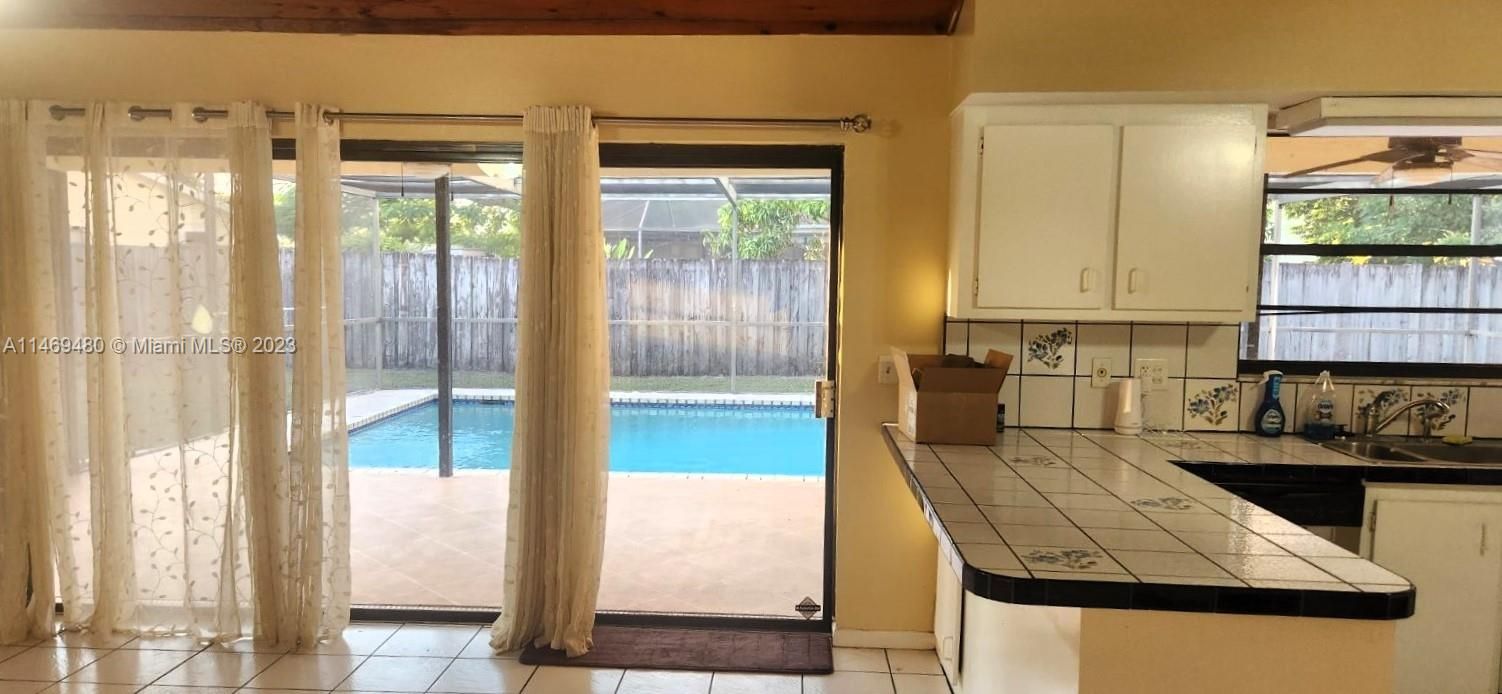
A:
[1178, 458, 1502, 488]
[881, 425, 1415, 620]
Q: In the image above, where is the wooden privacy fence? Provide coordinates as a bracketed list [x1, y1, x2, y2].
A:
[279, 251, 830, 377]
[1254, 260, 1502, 363]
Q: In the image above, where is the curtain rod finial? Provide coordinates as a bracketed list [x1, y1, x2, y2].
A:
[844, 114, 872, 133]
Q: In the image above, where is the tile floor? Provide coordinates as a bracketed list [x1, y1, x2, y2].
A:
[0, 623, 952, 694]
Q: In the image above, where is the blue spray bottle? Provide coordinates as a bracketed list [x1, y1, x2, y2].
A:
[1254, 370, 1286, 437]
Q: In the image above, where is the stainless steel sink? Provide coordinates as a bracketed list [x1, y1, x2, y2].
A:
[1322, 439, 1502, 466]
[1392, 443, 1502, 465]
[1321, 440, 1426, 463]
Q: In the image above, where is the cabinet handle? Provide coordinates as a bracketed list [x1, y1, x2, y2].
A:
[1128, 268, 1146, 294]
[1080, 268, 1093, 293]
[1483, 525, 1488, 556]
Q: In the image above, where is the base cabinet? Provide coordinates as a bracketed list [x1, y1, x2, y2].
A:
[935, 554, 964, 687]
[1363, 484, 1502, 694]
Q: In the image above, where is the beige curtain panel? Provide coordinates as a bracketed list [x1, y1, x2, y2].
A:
[0, 100, 68, 643]
[280, 103, 353, 645]
[491, 105, 612, 657]
[0, 100, 350, 646]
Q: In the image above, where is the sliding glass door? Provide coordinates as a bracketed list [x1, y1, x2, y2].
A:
[592, 145, 842, 624]
[316, 154, 522, 609]
[282, 143, 841, 627]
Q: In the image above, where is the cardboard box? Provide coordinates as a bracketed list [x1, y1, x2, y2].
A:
[892, 347, 1013, 445]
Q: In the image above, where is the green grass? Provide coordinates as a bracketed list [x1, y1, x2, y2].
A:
[346, 369, 814, 394]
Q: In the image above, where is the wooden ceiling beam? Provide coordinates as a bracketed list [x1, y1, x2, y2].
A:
[2, 0, 965, 35]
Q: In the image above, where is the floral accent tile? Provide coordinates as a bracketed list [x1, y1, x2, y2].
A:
[1410, 387, 1467, 436]
[1006, 455, 1060, 467]
[1354, 386, 1411, 435]
[1015, 547, 1122, 573]
[1022, 323, 1075, 374]
[1184, 379, 1239, 431]
[1129, 496, 1205, 512]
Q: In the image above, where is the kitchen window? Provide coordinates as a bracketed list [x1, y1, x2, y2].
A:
[1242, 169, 1502, 377]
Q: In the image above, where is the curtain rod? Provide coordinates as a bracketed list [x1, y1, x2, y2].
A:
[45, 105, 873, 133]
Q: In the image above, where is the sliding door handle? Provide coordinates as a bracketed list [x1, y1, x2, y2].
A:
[1127, 268, 1146, 294]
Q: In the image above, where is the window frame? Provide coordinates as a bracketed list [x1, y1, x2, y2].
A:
[1240, 180, 1502, 379]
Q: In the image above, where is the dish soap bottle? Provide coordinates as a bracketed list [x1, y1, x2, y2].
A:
[1254, 370, 1286, 437]
[1303, 370, 1339, 441]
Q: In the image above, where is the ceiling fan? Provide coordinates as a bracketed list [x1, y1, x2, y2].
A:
[1283, 137, 1502, 186]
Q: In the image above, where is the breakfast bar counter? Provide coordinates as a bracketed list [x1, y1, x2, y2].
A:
[883, 424, 1410, 694]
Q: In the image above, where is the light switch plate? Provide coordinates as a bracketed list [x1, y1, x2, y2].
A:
[1090, 358, 1111, 389]
[877, 355, 897, 385]
[1134, 358, 1169, 391]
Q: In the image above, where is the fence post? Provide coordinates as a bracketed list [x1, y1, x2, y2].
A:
[371, 194, 384, 388]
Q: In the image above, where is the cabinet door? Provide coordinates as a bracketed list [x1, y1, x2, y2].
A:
[934, 553, 965, 686]
[1113, 124, 1261, 312]
[974, 124, 1117, 311]
[1369, 497, 1502, 694]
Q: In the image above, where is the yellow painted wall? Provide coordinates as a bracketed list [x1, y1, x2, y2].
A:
[3, 0, 1502, 635]
[955, 0, 1502, 98]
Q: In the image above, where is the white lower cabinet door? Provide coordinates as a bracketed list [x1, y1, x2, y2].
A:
[1365, 489, 1502, 694]
[935, 553, 965, 688]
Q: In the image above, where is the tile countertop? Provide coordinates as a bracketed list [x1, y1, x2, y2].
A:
[881, 424, 1416, 620]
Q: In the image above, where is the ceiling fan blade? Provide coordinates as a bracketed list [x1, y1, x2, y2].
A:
[1282, 155, 1381, 178]
[1365, 147, 1420, 163]
[1371, 153, 1435, 187]
[1459, 156, 1502, 172]
[1453, 147, 1502, 162]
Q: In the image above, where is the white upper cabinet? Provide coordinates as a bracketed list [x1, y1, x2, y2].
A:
[948, 101, 1267, 322]
[975, 124, 1117, 311]
[1114, 124, 1263, 312]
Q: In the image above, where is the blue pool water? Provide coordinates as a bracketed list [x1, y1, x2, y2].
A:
[350, 401, 826, 476]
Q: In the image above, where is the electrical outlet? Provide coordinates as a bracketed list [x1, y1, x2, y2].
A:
[877, 355, 897, 385]
[1134, 358, 1169, 391]
[1090, 358, 1111, 389]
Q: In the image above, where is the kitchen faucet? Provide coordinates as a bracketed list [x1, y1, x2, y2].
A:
[1360, 398, 1452, 437]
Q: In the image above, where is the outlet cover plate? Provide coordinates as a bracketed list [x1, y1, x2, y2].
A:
[1090, 358, 1111, 388]
[1134, 358, 1169, 391]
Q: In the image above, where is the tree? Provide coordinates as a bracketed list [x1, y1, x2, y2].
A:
[703, 199, 830, 259]
[271, 187, 522, 257]
[1276, 194, 1502, 264]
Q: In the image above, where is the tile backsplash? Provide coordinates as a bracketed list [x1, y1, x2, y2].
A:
[944, 320, 1502, 438]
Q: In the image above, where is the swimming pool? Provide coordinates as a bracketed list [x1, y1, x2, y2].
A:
[349, 401, 827, 476]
